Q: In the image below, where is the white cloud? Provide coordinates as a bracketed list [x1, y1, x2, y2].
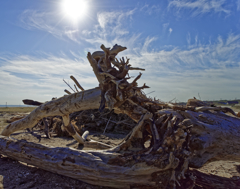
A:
[140, 4, 161, 15]
[19, 10, 81, 43]
[2, 33, 240, 104]
[237, 0, 240, 11]
[8, 7, 240, 103]
[97, 12, 121, 29]
[81, 9, 140, 51]
[142, 37, 158, 52]
[169, 28, 173, 34]
[123, 33, 240, 101]
[19, 8, 138, 49]
[0, 53, 98, 104]
[187, 32, 191, 45]
[168, 0, 230, 16]
[64, 29, 80, 43]
[163, 23, 169, 32]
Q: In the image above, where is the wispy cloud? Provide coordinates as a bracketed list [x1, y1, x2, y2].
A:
[19, 8, 139, 49]
[0, 53, 98, 104]
[81, 9, 141, 52]
[2, 33, 240, 103]
[168, 0, 230, 16]
[19, 10, 81, 43]
[187, 32, 191, 45]
[19, 10, 62, 36]
[237, 0, 240, 11]
[124, 33, 240, 101]
[140, 4, 161, 15]
[13, 7, 240, 102]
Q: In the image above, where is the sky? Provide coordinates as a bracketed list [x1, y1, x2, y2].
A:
[1, 0, 240, 105]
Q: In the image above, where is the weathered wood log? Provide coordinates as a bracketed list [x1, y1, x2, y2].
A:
[0, 135, 160, 189]
[184, 170, 240, 189]
[1, 88, 102, 136]
[1, 109, 240, 188]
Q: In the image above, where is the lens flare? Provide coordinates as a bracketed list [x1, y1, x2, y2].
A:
[61, 0, 88, 22]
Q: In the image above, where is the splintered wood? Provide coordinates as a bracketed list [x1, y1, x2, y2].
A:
[1, 44, 240, 189]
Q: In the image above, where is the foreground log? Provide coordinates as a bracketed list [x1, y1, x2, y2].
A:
[0, 135, 160, 188]
[1, 44, 240, 188]
[184, 170, 240, 189]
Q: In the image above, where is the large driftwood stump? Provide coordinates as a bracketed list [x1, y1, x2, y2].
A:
[1, 44, 240, 188]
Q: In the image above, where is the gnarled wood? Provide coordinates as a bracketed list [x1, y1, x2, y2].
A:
[1, 44, 240, 188]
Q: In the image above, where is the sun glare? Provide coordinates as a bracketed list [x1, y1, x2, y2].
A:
[61, 0, 88, 22]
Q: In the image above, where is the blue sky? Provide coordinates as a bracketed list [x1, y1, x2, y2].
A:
[1, 0, 240, 104]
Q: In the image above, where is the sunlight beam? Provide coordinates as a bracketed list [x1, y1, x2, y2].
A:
[61, 0, 88, 23]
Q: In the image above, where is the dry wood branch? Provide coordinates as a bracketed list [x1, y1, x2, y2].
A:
[74, 85, 79, 92]
[63, 79, 75, 93]
[62, 114, 85, 144]
[129, 67, 145, 71]
[126, 72, 142, 90]
[70, 75, 84, 91]
[22, 99, 43, 106]
[64, 89, 71, 95]
[87, 52, 105, 83]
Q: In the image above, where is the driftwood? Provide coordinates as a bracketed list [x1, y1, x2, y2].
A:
[1, 44, 240, 188]
[22, 99, 43, 106]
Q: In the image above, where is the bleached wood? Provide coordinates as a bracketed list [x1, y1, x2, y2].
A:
[1, 88, 102, 136]
[70, 75, 84, 91]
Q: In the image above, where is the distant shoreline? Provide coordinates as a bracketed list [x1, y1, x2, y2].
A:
[0, 105, 34, 107]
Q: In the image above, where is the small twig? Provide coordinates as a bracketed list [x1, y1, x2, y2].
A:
[146, 91, 155, 95]
[101, 117, 134, 126]
[63, 79, 75, 93]
[198, 93, 201, 100]
[129, 67, 145, 71]
[74, 85, 79, 92]
[64, 89, 71, 95]
[103, 115, 112, 134]
[169, 97, 176, 103]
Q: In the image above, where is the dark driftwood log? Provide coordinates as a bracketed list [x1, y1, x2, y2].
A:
[1, 44, 240, 188]
[180, 170, 240, 189]
[0, 135, 160, 189]
[22, 99, 43, 106]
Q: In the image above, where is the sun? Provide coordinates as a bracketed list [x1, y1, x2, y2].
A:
[61, 0, 88, 22]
